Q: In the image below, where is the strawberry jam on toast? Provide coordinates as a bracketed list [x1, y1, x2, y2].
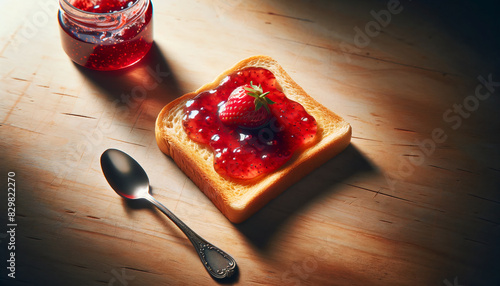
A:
[183, 67, 318, 180]
[155, 55, 351, 223]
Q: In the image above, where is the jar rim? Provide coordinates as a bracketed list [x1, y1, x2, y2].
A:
[59, 0, 149, 30]
[60, 0, 143, 16]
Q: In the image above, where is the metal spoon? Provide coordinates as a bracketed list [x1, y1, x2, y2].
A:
[100, 148, 237, 279]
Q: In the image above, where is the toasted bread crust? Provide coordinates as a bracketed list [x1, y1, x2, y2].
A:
[155, 55, 351, 223]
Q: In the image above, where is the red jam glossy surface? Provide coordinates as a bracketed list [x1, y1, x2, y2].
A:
[183, 68, 318, 180]
[58, 0, 153, 71]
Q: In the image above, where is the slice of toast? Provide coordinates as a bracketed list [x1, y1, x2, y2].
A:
[155, 55, 351, 223]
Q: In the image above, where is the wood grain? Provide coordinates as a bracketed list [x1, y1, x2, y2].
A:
[1, 0, 499, 285]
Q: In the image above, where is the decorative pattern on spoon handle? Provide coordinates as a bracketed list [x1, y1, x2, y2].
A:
[146, 195, 237, 279]
[194, 240, 237, 279]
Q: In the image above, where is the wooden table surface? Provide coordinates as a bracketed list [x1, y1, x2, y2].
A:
[1, 0, 499, 285]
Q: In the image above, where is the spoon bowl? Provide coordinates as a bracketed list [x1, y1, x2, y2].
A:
[100, 149, 150, 199]
[100, 148, 237, 280]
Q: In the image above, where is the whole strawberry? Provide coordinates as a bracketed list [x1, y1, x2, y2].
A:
[219, 82, 275, 128]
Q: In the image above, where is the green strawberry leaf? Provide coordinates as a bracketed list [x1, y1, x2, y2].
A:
[263, 102, 271, 113]
[245, 81, 275, 113]
[265, 97, 275, 105]
[255, 99, 263, 111]
[259, 91, 270, 98]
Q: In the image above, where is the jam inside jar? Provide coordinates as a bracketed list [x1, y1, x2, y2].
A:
[58, 0, 153, 71]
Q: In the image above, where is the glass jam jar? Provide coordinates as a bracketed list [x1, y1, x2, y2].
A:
[58, 0, 153, 71]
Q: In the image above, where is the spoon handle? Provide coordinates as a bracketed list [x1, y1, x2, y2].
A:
[145, 194, 237, 279]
